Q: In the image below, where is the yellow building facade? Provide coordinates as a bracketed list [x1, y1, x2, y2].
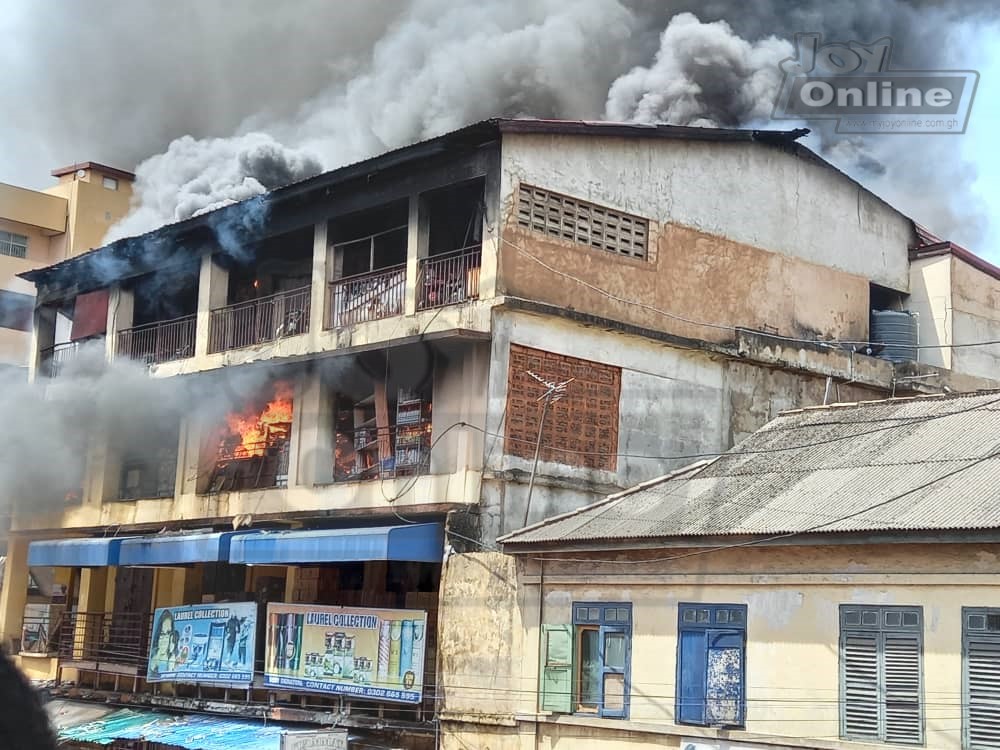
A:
[0, 162, 134, 369]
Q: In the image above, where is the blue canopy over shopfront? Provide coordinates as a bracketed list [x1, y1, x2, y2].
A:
[118, 531, 256, 566]
[228, 523, 444, 564]
[27, 537, 127, 567]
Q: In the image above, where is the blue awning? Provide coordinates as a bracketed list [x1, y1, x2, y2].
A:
[228, 523, 444, 564]
[118, 531, 256, 566]
[27, 537, 126, 567]
[58, 708, 290, 750]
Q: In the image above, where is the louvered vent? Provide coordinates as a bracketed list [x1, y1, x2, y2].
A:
[516, 184, 649, 260]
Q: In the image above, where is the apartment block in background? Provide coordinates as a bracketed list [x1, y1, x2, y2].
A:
[0, 162, 134, 370]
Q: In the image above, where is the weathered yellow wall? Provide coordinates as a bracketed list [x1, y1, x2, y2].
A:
[441, 543, 1000, 750]
[907, 255, 952, 370]
[68, 177, 133, 253]
[499, 221, 871, 346]
[950, 257, 1000, 379]
[0, 183, 67, 232]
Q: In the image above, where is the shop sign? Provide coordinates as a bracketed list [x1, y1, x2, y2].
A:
[265, 603, 428, 704]
[147, 602, 257, 687]
[280, 729, 349, 750]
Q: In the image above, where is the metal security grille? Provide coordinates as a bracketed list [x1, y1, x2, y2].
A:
[505, 344, 620, 472]
[963, 608, 1000, 749]
[840, 605, 923, 745]
[516, 184, 648, 260]
[0, 230, 28, 258]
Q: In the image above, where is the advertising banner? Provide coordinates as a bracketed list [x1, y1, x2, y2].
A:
[147, 602, 257, 686]
[264, 603, 427, 704]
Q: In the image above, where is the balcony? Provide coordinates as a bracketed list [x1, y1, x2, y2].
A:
[52, 610, 152, 669]
[208, 285, 311, 354]
[116, 314, 197, 365]
[417, 246, 481, 310]
[329, 264, 406, 327]
[39, 340, 85, 378]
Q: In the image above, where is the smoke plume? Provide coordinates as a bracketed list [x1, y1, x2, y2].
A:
[1, 0, 995, 251]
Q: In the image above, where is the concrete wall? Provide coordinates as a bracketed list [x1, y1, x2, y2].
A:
[481, 309, 878, 540]
[950, 258, 1000, 379]
[0, 182, 67, 232]
[907, 255, 952, 370]
[496, 133, 914, 346]
[440, 542, 1000, 750]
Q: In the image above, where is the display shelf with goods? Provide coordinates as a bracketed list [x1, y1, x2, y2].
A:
[394, 389, 431, 477]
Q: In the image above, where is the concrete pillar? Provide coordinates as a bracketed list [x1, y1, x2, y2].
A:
[153, 568, 188, 609]
[28, 305, 57, 382]
[0, 537, 30, 652]
[284, 567, 299, 603]
[478, 165, 502, 299]
[194, 253, 229, 357]
[105, 284, 135, 362]
[294, 370, 334, 486]
[310, 221, 330, 333]
[404, 195, 421, 316]
[74, 567, 109, 660]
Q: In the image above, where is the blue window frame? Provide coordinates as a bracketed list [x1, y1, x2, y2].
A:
[676, 603, 747, 728]
[572, 602, 632, 718]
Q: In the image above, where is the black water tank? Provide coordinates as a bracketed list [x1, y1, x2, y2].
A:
[871, 310, 918, 362]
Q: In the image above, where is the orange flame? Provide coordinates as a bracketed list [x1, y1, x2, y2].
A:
[225, 380, 294, 458]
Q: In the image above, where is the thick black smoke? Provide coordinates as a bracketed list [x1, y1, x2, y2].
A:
[0, 0, 993, 249]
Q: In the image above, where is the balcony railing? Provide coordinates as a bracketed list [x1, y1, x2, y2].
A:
[209, 285, 311, 354]
[329, 264, 406, 327]
[39, 340, 88, 378]
[116, 314, 196, 365]
[53, 610, 152, 667]
[417, 246, 481, 310]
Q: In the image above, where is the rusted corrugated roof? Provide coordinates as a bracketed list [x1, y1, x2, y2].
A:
[499, 391, 1000, 548]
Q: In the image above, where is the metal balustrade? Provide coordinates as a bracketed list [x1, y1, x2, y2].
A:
[116, 315, 197, 365]
[209, 285, 311, 353]
[328, 264, 406, 327]
[417, 246, 481, 310]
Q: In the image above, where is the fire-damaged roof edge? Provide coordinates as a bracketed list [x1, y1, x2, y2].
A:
[18, 118, 889, 295]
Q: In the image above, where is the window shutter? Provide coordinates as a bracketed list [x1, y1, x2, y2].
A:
[882, 632, 923, 744]
[678, 629, 707, 724]
[599, 625, 629, 719]
[705, 630, 745, 727]
[842, 631, 880, 740]
[966, 637, 1000, 748]
[540, 624, 573, 713]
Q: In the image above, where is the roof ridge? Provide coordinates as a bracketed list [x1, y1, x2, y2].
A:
[498, 459, 713, 544]
[776, 389, 1000, 417]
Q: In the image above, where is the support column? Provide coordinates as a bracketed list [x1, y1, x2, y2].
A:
[105, 284, 134, 363]
[310, 220, 330, 333]
[294, 370, 334, 487]
[28, 305, 57, 382]
[194, 253, 229, 357]
[0, 537, 30, 652]
[404, 195, 421, 316]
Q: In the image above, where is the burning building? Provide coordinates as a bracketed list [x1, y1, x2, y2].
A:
[209, 379, 294, 491]
[7, 120, 1000, 750]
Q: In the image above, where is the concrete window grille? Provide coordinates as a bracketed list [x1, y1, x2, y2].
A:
[516, 184, 648, 260]
[839, 605, 924, 745]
